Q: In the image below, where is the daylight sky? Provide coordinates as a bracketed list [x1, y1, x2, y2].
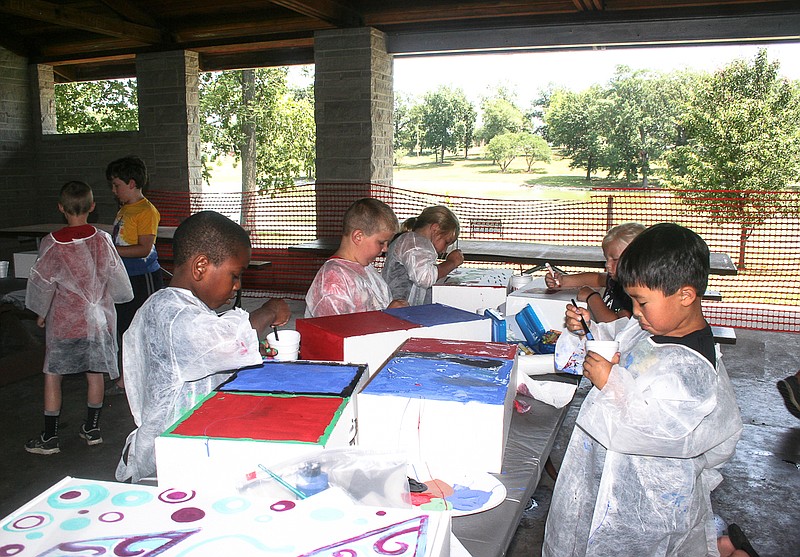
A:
[291, 41, 800, 108]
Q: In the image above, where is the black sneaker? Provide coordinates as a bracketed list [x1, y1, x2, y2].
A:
[25, 434, 60, 455]
[79, 423, 103, 446]
[777, 375, 800, 420]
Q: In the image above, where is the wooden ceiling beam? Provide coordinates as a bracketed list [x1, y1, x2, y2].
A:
[99, 0, 163, 28]
[0, 0, 165, 44]
[269, 0, 362, 27]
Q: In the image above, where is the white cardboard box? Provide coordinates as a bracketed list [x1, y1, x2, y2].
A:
[505, 277, 587, 340]
[359, 337, 517, 476]
[13, 250, 38, 278]
[156, 392, 357, 494]
[432, 268, 512, 313]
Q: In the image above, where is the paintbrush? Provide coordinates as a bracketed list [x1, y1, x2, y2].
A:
[272, 325, 279, 341]
[259, 464, 307, 499]
[571, 298, 594, 340]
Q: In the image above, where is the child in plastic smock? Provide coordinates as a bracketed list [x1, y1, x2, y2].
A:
[25, 181, 133, 454]
[545, 222, 645, 322]
[115, 211, 291, 483]
[305, 198, 408, 317]
[382, 205, 464, 306]
[543, 223, 743, 557]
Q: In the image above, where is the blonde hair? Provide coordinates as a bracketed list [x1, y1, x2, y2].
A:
[603, 222, 646, 248]
[342, 198, 399, 236]
[409, 205, 460, 238]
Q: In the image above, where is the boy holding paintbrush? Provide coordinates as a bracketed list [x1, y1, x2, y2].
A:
[544, 223, 742, 557]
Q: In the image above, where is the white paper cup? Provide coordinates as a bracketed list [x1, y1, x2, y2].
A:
[0, 261, 8, 279]
[267, 330, 300, 361]
[507, 273, 532, 294]
[585, 340, 620, 361]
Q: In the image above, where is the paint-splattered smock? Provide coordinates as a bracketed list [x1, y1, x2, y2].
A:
[382, 232, 439, 306]
[305, 257, 393, 318]
[25, 226, 133, 377]
[543, 317, 742, 557]
[115, 287, 262, 483]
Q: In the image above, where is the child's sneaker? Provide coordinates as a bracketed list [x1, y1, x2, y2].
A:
[25, 434, 60, 455]
[79, 423, 103, 446]
[777, 375, 800, 420]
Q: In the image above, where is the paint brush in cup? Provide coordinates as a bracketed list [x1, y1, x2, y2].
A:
[571, 298, 594, 340]
[259, 464, 307, 500]
[272, 325, 279, 341]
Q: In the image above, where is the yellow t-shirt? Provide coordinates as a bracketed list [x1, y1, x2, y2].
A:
[112, 197, 161, 276]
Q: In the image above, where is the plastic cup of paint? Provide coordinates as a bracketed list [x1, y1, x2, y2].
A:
[267, 330, 301, 361]
[585, 340, 620, 361]
[507, 274, 532, 294]
[0, 261, 8, 279]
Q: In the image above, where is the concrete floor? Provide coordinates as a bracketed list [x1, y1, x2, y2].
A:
[0, 295, 798, 556]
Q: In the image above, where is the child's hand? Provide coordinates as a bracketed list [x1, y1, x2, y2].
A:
[544, 271, 562, 288]
[577, 286, 597, 303]
[263, 299, 291, 326]
[445, 248, 464, 267]
[36, 316, 45, 328]
[388, 299, 409, 309]
[582, 349, 619, 389]
[565, 303, 591, 335]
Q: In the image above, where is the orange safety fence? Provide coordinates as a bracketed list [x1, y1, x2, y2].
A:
[147, 184, 800, 333]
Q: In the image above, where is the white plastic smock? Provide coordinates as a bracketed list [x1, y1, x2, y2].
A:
[25, 228, 133, 376]
[305, 258, 392, 318]
[116, 287, 262, 483]
[543, 318, 743, 557]
[382, 232, 439, 306]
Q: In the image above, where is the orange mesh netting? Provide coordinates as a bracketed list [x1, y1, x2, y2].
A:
[147, 185, 800, 333]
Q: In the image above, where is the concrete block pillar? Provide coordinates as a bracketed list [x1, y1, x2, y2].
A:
[314, 27, 394, 237]
[135, 51, 202, 192]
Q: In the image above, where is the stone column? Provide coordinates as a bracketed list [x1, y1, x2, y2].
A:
[135, 51, 202, 192]
[314, 27, 394, 237]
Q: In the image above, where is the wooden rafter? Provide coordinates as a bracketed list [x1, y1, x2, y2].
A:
[571, 0, 603, 11]
[0, 0, 165, 44]
[269, 0, 362, 27]
[99, 0, 162, 28]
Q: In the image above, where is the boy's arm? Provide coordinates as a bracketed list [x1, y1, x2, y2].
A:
[545, 271, 606, 290]
[116, 233, 155, 258]
[248, 299, 291, 339]
[24, 239, 56, 321]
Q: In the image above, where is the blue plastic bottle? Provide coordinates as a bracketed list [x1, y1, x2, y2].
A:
[296, 462, 329, 497]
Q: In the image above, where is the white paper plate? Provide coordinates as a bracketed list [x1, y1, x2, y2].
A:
[409, 470, 506, 517]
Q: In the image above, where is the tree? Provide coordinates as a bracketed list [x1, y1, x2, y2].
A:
[517, 133, 552, 172]
[486, 133, 519, 172]
[545, 86, 607, 180]
[419, 86, 473, 163]
[665, 49, 800, 269]
[601, 66, 680, 187]
[55, 79, 138, 133]
[200, 68, 315, 223]
[477, 96, 526, 144]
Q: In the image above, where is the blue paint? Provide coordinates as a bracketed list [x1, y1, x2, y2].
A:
[363, 352, 513, 404]
[219, 362, 365, 397]
[384, 303, 485, 326]
[445, 484, 492, 512]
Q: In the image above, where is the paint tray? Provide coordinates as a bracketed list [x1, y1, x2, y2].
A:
[515, 305, 555, 354]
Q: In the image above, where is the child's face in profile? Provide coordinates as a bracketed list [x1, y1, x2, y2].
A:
[430, 225, 457, 255]
[603, 239, 628, 279]
[355, 228, 395, 266]
[109, 176, 137, 205]
[626, 284, 691, 337]
[195, 247, 251, 309]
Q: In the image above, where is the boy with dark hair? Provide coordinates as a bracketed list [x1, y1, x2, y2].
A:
[116, 211, 290, 483]
[544, 223, 743, 557]
[25, 181, 133, 454]
[105, 155, 163, 396]
[305, 198, 408, 317]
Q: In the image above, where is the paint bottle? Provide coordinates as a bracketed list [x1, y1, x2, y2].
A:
[296, 462, 329, 497]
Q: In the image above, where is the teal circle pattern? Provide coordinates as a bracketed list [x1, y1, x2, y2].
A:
[212, 497, 251, 514]
[111, 490, 153, 507]
[48, 484, 109, 509]
[60, 517, 91, 531]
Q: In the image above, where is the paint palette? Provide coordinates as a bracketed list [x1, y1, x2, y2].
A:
[408, 470, 507, 517]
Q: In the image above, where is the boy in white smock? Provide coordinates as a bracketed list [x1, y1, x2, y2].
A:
[305, 198, 408, 317]
[115, 211, 290, 483]
[25, 181, 133, 454]
[544, 223, 742, 557]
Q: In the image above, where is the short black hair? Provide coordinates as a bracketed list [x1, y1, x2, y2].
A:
[173, 211, 250, 266]
[616, 222, 709, 296]
[59, 181, 93, 216]
[106, 155, 148, 190]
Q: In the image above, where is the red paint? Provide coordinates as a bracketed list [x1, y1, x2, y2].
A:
[170, 393, 345, 443]
[401, 337, 516, 359]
